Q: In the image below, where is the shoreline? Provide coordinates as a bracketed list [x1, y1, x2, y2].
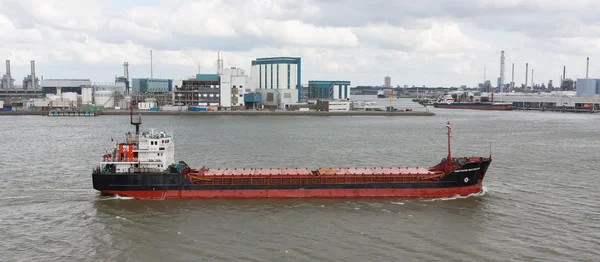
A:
[0, 110, 436, 117]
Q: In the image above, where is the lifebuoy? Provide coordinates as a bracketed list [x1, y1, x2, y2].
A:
[464, 177, 469, 183]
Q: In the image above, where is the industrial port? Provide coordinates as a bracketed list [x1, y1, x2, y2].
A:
[1, 51, 599, 115]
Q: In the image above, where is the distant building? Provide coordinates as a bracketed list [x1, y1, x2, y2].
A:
[132, 78, 173, 94]
[561, 79, 575, 91]
[384, 76, 391, 88]
[250, 57, 301, 102]
[307, 80, 351, 100]
[220, 68, 250, 108]
[174, 74, 219, 106]
[41, 79, 92, 95]
[576, 78, 600, 96]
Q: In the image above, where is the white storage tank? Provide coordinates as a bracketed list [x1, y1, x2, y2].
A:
[95, 90, 115, 108]
[576, 78, 597, 96]
[62, 92, 78, 102]
[81, 87, 93, 104]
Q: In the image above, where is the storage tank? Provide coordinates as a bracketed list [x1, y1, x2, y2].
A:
[81, 87, 93, 104]
[62, 92, 78, 102]
[95, 90, 115, 108]
[576, 78, 597, 96]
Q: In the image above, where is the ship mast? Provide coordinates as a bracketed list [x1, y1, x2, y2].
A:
[130, 100, 142, 135]
[446, 121, 452, 162]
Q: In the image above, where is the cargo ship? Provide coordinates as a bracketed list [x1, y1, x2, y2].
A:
[92, 102, 492, 199]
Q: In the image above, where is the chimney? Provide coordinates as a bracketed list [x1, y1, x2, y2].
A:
[531, 69, 534, 90]
[123, 62, 129, 79]
[563, 66, 566, 80]
[586, 57, 589, 78]
[5, 60, 11, 89]
[511, 63, 515, 89]
[31, 60, 36, 89]
[525, 63, 528, 89]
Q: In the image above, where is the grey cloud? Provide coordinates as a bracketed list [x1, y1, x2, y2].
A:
[0, 1, 36, 29]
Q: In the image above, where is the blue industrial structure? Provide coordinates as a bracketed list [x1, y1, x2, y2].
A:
[308, 80, 351, 100]
[132, 78, 173, 94]
[196, 74, 219, 81]
[244, 93, 262, 103]
[251, 57, 301, 102]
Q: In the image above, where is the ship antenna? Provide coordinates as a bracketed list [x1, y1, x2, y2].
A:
[130, 100, 142, 135]
[446, 121, 452, 161]
[489, 142, 492, 158]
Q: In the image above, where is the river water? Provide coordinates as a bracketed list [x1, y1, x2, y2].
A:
[1, 98, 599, 261]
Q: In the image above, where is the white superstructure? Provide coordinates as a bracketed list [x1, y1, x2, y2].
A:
[100, 129, 175, 173]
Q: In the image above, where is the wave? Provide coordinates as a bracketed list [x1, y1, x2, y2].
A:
[424, 186, 488, 201]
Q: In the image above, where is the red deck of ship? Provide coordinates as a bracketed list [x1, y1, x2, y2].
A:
[200, 167, 438, 176]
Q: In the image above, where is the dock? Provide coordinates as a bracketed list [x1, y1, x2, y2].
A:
[0, 110, 435, 117]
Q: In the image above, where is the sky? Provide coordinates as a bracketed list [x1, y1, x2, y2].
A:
[1, 0, 599, 87]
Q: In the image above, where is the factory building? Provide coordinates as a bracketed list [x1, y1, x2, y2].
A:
[250, 57, 301, 102]
[41, 79, 92, 95]
[576, 78, 600, 96]
[174, 74, 220, 106]
[255, 89, 299, 109]
[220, 67, 249, 109]
[132, 78, 173, 94]
[307, 80, 351, 100]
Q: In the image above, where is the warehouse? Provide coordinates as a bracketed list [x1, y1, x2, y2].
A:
[250, 57, 301, 102]
[41, 79, 92, 95]
[307, 80, 351, 100]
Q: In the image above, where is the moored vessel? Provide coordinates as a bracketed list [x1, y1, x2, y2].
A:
[92, 102, 492, 199]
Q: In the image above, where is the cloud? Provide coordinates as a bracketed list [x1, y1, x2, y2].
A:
[0, 0, 598, 87]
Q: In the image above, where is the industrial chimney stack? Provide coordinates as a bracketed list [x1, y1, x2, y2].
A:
[586, 57, 589, 78]
[499, 50, 505, 92]
[525, 63, 528, 89]
[30, 60, 36, 89]
[511, 63, 515, 90]
[123, 62, 129, 80]
[5, 60, 11, 89]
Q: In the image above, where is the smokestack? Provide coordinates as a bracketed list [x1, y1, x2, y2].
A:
[499, 50, 505, 93]
[531, 69, 534, 90]
[563, 66, 566, 81]
[30, 60, 36, 89]
[217, 52, 224, 75]
[123, 62, 129, 80]
[586, 57, 589, 78]
[150, 50, 153, 78]
[511, 63, 515, 89]
[5, 60, 11, 89]
[525, 63, 528, 89]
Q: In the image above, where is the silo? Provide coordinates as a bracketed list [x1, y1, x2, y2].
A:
[95, 90, 115, 108]
[576, 78, 597, 96]
[81, 87, 93, 104]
